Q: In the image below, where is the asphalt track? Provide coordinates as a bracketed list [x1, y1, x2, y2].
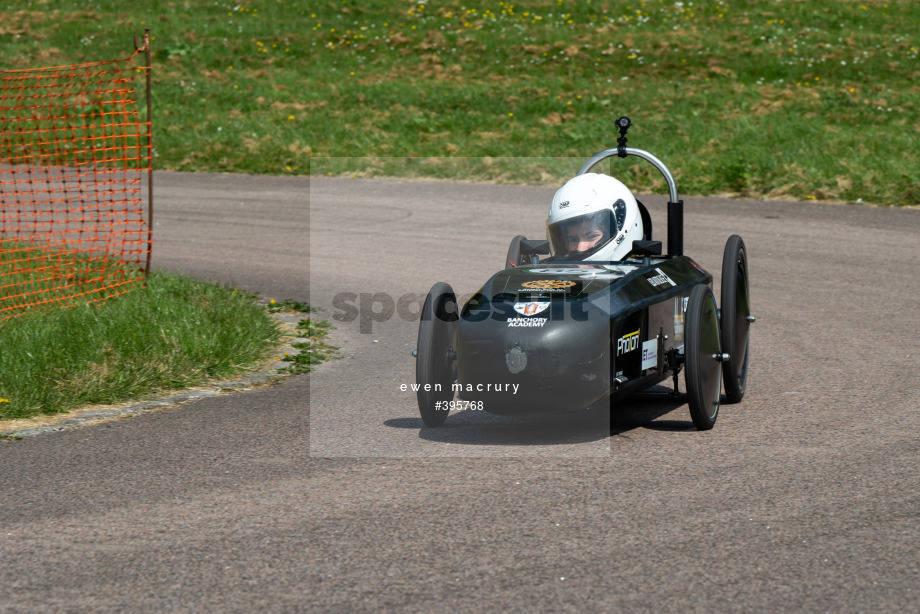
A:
[2, 170, 919, 612]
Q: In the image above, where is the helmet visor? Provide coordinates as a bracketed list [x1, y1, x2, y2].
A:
[547, 209, 618, 259]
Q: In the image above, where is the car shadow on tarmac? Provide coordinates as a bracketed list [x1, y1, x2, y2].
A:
[384, 386, 696, 447]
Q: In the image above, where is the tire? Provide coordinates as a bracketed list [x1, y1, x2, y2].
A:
[685, 284, 723, 430]
[416, 282, 459, 427]
[505, 235, 526, 269]
[720, 235, 751, 403]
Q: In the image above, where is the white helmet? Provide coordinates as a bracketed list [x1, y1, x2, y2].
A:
[546, 173, 644, 261]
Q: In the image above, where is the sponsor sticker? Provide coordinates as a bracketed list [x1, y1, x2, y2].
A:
[573, 263, 641, 281]
[646, 267, 677, 288]
[559, 200, 570, 209]
[507, 317, 548, 328]
[603, 264, 639, 273]
[513, 301, 550, 316]
[524, 265, 638, 276]
[525, 267, 594, 275]
[641, 339, 658, 370]
[617, 329, 640, 356]
[521, 279, 577, 290]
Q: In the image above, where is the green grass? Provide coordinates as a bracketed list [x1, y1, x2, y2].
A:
[0, 242, 146, 318]
[0, 271, 284, 420]
[280, 318, 339, 375]
[264, 299, 339, 375]
[2, 0, 917, 205]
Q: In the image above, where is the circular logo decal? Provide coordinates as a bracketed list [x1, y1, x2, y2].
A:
[521, 279, 577, 289]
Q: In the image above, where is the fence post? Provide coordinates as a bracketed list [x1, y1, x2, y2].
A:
[136, 29, 154, 280]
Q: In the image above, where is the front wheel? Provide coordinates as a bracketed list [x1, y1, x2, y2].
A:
[684, 284, 723, 430]
[415, 282, 459, 427]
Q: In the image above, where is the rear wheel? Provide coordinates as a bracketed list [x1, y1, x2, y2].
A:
[685, 284, 723, 430]
[720, 235, 752, 403]
[415, 282, 459, 427]
[505, 235, 526, 269]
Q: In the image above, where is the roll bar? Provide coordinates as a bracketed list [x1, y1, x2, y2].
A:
[577, 147, 679, 204]
[574, 118, 684, 257]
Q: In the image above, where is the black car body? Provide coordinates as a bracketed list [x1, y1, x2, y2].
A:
[415, 118, 752, 430]
[456, 257, 709, 414]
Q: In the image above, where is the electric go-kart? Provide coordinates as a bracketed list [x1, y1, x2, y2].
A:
[414, 117, 753, 430]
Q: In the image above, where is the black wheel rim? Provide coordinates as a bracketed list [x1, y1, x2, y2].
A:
[431, 294, 458, 385]
[698, 293, 722, 420]
[686, 285, 723, 430]
[721, 236, 751, 402]
[730, 249, 750, 390]
[416, 283, 458, 427]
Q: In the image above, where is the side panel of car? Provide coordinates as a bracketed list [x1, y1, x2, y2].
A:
[455, 256, 711, 414]
[611, 310, 645, 382]
[609, 293, 686, 381]
[606, 257, 710, 388]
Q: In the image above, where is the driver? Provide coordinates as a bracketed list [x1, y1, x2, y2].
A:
[563, 213, 608, 255]
[546, 173, 644, 261]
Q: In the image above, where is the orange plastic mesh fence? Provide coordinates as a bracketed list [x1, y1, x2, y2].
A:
[0, 46, 151, 320]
